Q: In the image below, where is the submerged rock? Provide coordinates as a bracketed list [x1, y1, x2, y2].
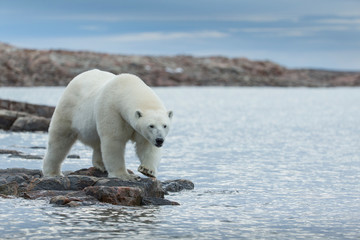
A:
[162, 179, 195, 194]
[0, 167, 194, 207]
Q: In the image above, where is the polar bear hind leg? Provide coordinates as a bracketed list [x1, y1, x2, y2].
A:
[42, 129, 77, 177]
[91, 146, 106, 172]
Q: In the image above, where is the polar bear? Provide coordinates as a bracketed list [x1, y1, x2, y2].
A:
[42, 69, 173, 181]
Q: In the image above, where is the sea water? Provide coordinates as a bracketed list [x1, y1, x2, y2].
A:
[0, 87, 359, 239]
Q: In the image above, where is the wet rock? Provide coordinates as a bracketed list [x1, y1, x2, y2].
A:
[68, 167, 108, 178]
[23, 190, 71, 199]
[65, 201, 82, 207]
[0, 149, 24, 155]
[0, 182, 18, 196]
[48, 191, 98, 207]
[67, 175, 98, 190]
[10, 116, 50, 132]
[84, 186, 143, 206]
[0, 99, 53, 132]
[142, 197, 180, 206]
[67, 167, 134, 177]
[0, 167, 194, 207]
[0, 99, 54, 118]
[95, 177, 164, 198]
[8, 152, 43, 160]
[162, 179, 195, 193]
[49, 195, 72, 205]
[27, 177, 71, 191]
[0, 168, 42, 177]
[0, 109, 24, 130]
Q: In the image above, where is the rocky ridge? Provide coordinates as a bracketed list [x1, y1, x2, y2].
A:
[0, 167, 194, 207]
[1, 42, 359, 87]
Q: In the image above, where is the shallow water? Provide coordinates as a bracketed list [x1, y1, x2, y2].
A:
[0, 87, 359, 239]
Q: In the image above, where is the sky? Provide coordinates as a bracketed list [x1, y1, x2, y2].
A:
[1, 0, 360, 71]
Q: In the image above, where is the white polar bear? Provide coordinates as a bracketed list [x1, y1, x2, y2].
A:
[42, 69, 173, 181]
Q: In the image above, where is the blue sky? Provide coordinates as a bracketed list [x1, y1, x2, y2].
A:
[1, 0, 360, 70]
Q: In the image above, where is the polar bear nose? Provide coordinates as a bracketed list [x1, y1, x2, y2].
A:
[155, 138, 164, 147]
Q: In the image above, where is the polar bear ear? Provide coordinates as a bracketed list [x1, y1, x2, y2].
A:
[168, 111, 173, 119]
[135, 110, 143, 119]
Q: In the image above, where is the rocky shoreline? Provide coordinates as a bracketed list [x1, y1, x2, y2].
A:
[1, 42, 360, 87]
[0, 99, 54, 131]
[0, 167, 194, 207]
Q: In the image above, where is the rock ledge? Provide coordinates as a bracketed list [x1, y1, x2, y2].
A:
[0, 167, 194, 207]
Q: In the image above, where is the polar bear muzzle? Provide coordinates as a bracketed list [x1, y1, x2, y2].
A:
[155, 138, 164, 147]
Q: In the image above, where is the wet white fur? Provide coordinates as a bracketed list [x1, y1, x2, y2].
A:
[42, 69, 172, 180]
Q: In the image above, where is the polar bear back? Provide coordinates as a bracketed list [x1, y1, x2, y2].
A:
[103, 73, 166, 112]
[52, 69, 166, 130]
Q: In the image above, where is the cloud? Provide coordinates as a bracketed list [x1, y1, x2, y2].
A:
[79, 25, 107, 31]
[10, 30, 229, 54]
[316, 16, 360, 25]
[231, 25, 358, 37]
[39, 13, 296, 23]
[102, 31, 228, 42]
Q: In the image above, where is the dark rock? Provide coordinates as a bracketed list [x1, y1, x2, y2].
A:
[22, 190, 71, 199]
[0, 110, 21, 130]
[10, 116, 50, 132]
[67, 167, 133, 177]
[0, 99, 54, 118]
[0, 149, 24, 155]
[8, 152, 43, 160]
[142, 197, 180, 206]
[95, 177, 164, 198]
[67, 154, 80, 159]
[84, 186, 142, 206]
[0, 168, 43, 177]
[27, 177, 70, 191]
[68, 167, 108, 178]
[0, 182, 19, 196]
[0, 178, 6, 185]
[0, 167, 194, 207]
[30, 146, 46, 149]
[0, 100, 53, 132]
[49, 195, 72, 205]
[65, 201, 82, 207]
[4, 174, 28, 184]
[67, 175, 98, 190]
[162, 179, 195, 193]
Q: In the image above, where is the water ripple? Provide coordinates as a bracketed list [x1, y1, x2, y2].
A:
[0, 87, 360, 239]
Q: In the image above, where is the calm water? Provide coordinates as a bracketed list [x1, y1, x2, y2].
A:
[0, 87, 359, 239]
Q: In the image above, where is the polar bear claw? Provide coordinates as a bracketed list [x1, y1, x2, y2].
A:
[138, 165, 156, 178]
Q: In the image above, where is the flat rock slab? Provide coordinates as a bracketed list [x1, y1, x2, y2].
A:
[0, 167, 194, 207]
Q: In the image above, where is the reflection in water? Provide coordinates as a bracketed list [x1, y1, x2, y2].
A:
[0, 87, 360, 239]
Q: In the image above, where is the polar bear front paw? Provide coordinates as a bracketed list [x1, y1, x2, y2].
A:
[93, 163, 106, 172]
[138, 165, 156, 178]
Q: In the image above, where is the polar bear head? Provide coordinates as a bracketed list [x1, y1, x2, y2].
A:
[135, 110, 173, 147]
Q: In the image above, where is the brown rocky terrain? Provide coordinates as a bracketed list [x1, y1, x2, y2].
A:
[0, 167, 194, 206]
[1, 42, 359, 87]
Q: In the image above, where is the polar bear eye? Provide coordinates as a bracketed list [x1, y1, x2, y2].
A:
[149, 125, 155, 129]
[163, 125, 167, 129]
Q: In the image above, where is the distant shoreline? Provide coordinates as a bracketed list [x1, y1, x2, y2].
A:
[1, 42, 359, 87]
